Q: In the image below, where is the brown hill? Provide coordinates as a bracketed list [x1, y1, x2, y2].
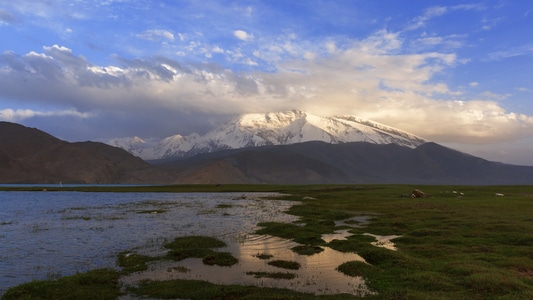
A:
[160, 141, 533, 185]
[0, 122, 175, 184]
[3, 121, 533, 185]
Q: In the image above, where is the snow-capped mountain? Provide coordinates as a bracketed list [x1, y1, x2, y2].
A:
[109, 110, 428, 160]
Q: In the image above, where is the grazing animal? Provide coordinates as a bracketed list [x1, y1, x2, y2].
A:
[410, 189, 431, 198]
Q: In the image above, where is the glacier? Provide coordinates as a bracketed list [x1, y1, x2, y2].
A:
[108, 110, 428, 160]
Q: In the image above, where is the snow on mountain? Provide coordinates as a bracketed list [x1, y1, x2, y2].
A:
[108, 110, 428, 160]
[107, 136, 156, 159]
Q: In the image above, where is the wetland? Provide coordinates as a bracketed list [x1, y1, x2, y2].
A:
[2, 184, 533, 299]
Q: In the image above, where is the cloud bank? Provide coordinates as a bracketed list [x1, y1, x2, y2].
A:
[1, 29, 532, 144]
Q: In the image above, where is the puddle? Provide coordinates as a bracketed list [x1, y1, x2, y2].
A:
[322, 229, 353, 243]
[121, 234, 372, 296]
[364, 233, 402, 251]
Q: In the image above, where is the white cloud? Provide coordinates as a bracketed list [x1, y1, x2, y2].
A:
[406, 4, 485, 30]
[516, 87, 532, 92]
[136, 29, 175, 42]
[0, 108, 93, 122]
[233, 30, 253, 41]
[1, 33, 532, 145]
[487, 44, 533, 61]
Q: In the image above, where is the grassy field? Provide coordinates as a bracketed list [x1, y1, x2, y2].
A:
[2, 184, 533, 299]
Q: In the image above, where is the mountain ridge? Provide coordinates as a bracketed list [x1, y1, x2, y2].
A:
[0, 122, 175, 184]
[158, 141, 533, 185]
[108, 110, 428, 160]
[2, 121, 533, 185]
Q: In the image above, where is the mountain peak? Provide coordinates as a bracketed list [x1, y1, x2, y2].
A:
[109, 110, 428, 160]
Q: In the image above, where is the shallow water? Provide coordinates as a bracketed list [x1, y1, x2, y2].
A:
[121, 233, 372, 296]
[0, 191, 384, 297]
[0, 191, 295, 295]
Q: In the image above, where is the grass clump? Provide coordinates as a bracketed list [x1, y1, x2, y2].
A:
[215, 204, 233, 209]
[202, 252, 238, 266]
[254, 253, 274, 259]
[117, 252, 154, 274]
[2, 269, 121, 300]
[337, 261, 374, 277]
[246, 271, 297, 279]
[164, 235, 238, 267]
[267, 260, 301, 270]
[291, 245, 324, 255]
[130, 278, 312, 299]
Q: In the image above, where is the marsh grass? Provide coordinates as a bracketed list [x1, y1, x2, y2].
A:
[1, 269, 121, 300]
[4, 184, 533, 299]
[117, 252, 154, 274]
[129, 278, 326, 299]
[246, 271, 297, 279]
[254, 253, 274, 259]
[164, 236, 238, 267]
[291, 245, 324, 255]
[267, 260, 301, 270]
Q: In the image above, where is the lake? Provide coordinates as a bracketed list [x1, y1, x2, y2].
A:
[0, 191, 372, 297]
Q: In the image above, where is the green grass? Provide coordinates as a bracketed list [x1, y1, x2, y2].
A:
[164, 236, 238, 267]
[267, 260, 301, 270]
[117, 251, 154, 274]
[4, 184, 533, 299]
[1, 269, 121, 300]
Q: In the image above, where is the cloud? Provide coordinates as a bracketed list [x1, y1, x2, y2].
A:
[406, 4, 485, 30]
[487, 44, 533, 60]
[411, 33, 465, 50]
[516, 87, 532, 93]
[0, 108, 93, 122]
[233, 30, 253, 41]
[136, 29, 175, 41]
[1, 28, 532, 144]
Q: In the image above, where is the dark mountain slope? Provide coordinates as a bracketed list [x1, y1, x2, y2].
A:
[385, 142, 533, 184]
[161, 141, 533, 185]
[3, 121, 532, 185]
[0, 122, 174, 184]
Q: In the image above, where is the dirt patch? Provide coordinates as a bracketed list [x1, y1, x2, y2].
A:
[512, 266, 533, 278]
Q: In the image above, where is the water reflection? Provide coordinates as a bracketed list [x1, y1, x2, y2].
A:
[364, 233, 402, 251]
[0, 191, 295, 295]
[1, 191, 385, 297]
[122, 234, 372, 296]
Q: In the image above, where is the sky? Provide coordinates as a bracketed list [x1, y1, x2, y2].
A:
[1, 0, 533, 165]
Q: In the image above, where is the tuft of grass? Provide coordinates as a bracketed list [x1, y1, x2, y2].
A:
[2, 269, 121, 300]
[267, 260, 301, 270]
[254, 253, 274, 260]
[291, 245, 324, 255]
[117, 252, 154, 274]
[202, 252, 238, 266]
[215, 204, 233, 209]
[164, 235, 238, 267]
[129, 278, 315, 299]
[246, 271, 297, 279]
[337, 261, 374, 278]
